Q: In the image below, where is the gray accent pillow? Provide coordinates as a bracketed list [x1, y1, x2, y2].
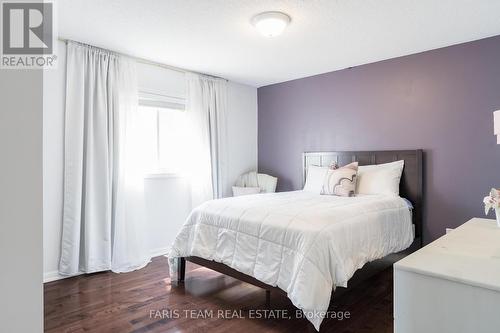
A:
[321, 162, 358, 197]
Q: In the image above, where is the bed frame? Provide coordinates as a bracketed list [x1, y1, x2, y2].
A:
[175, 150, 423, 303]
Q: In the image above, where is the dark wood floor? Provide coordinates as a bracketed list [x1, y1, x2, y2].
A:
[44, 256, 394, 333]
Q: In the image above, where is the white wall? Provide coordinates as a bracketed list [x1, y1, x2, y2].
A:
[0, 69, 44, 332]
[42, 41, 258, 281]
[226, 81, 258, 195]
[43, 41, 66, 282]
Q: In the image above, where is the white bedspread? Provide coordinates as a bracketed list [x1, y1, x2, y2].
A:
[168, 191, 413, 330]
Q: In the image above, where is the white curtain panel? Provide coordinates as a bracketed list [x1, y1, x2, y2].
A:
[185, 73, 228, 207]
[59, 42, 151, 275]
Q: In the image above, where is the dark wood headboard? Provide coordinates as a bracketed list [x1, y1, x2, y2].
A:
[302, 150, 423, 244]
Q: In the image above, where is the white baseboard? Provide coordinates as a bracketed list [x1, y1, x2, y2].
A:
[44, 271, 73, 283]
[43, 247, 171, 283]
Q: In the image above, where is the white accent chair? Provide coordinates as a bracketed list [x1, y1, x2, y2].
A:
[232, 171, 277, 196]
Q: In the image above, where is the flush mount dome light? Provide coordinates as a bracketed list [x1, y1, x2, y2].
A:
[252, 11, 291, 37]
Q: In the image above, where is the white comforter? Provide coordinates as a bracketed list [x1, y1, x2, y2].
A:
[168, 191, 413, 330]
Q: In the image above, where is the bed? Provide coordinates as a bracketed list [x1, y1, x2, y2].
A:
[168, 150, 423, 331]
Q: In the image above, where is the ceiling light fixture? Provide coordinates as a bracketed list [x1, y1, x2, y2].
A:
[252, 11, 291, 37]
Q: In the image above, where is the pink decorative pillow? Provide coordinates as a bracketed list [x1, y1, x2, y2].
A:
[329, 161, 340, 170]
[321, 162, 359, 197]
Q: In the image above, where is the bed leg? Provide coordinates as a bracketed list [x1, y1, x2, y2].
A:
[265, 290, 271, 308]
[176, 257, 186, 283]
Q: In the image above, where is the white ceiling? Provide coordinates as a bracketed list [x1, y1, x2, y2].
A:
[59, 0, 500, 87]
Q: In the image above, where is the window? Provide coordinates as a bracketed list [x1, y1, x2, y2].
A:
[137, 104, 189, 175]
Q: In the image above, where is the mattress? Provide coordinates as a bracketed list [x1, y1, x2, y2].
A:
[168, 191, 413, 330]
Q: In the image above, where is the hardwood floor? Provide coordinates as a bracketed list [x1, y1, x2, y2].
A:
[44, 257, 394, 333]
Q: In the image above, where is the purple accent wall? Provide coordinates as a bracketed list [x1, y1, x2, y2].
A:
[258, 35, 500, 244]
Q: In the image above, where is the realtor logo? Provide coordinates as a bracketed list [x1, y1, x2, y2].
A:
[1, 1, 57, 68]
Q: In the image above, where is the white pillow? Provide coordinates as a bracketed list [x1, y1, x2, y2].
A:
[356, 160, 404, 196]
[303, 165, 329, 193]
[232, 186, 261, 197]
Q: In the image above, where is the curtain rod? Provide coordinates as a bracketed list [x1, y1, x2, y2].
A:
[57, 37, 228, 81]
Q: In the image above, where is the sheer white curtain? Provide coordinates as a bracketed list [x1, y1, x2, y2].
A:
[59, 41, 151, 275]
[185, 73, 228, 208]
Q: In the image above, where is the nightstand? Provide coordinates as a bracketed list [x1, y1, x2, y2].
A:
[394, 218, 500, 333]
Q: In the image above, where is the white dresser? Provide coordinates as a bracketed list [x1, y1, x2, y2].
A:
[394, 218, 500, 333]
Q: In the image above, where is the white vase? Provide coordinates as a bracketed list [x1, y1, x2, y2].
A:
[496, 208, 500, 228]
